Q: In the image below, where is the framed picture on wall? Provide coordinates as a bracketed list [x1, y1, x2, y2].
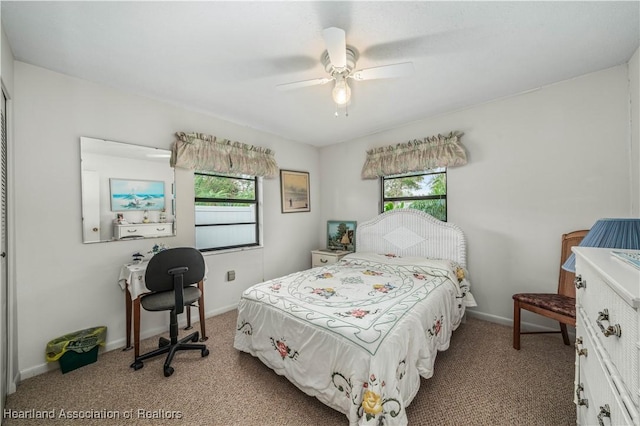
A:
[327, 220, 356, 251]
[280, 170, 310, 213]
[110, 178, 165, 211]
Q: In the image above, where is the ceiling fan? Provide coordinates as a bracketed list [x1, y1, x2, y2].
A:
[276, 27, 414, 115]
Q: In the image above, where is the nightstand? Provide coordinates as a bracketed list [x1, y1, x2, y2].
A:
[311, 249, 351, 267]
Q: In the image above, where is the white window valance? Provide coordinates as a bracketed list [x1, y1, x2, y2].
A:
[171, 132, 279, 178]
[361, 131, 467, 179]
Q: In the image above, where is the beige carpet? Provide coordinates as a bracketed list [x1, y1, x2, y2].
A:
[5, 311, 576, 425]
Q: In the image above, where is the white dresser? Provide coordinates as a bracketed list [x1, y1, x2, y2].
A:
[113, 222, 174, 240]
[311, 249, 351, 267]
[573, 247, 640, 425]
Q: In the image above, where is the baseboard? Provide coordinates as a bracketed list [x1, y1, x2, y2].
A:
[18, 303, 240, 381]
[205, 303, 238, 318]
[465, 309, 576, 338]
[465, 309, 513, 327]
[8, 372, 18, 395]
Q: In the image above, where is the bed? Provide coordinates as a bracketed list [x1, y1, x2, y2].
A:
[233, 209, 476, 425]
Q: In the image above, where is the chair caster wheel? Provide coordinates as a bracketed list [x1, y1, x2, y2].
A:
[159, 337, 170, 348]
[164, 366, 174, 377]
[202, 348, 209, 357]
[191, 333, 199, 342]
[131, 361, 144, 371]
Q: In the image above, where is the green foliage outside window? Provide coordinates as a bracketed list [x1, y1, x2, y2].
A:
[195, 173, 255, 206]
[382, 170, 447, 221]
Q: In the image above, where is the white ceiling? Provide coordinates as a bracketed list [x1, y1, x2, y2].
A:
[2, 1, 639, 147]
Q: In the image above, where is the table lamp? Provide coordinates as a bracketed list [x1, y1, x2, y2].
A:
[562, 218, 640, 273]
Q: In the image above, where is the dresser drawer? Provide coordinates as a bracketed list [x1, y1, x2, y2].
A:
[576, 307, 635, 425]
[577, 260, 639, 406]
[114, 223, 174, 240]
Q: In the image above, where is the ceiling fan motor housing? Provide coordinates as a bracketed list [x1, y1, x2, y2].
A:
[322, 46, 358, 75]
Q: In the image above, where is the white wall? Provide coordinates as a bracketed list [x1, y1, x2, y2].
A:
[630, 48, 639, 216]
[12, 62, 321, 378]
[320, 65, 634, 329]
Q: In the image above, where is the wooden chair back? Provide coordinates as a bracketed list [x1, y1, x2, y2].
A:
[557, 230, 589, 298]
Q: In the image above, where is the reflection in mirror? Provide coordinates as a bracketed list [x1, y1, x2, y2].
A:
[80, 137, 176, 243]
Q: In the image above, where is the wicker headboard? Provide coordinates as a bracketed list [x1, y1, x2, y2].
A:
[355, 209, 467, 267]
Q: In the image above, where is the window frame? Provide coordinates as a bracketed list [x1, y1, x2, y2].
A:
[380, 169, 448, 221]
[194, 171, 260, 252]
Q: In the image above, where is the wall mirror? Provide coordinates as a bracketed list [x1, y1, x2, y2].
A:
[80, 137, 176, 243]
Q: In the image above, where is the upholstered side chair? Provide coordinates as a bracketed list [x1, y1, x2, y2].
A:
[512, 229, 589, 350]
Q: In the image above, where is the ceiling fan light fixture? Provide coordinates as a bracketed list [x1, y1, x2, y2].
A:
[332, 75, 351, 105]
[276, 27, 412, 117]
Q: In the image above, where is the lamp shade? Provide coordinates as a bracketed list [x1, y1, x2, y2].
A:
[562, 218, 640, 272]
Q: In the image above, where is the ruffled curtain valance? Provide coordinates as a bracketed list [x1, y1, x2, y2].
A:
[171, 132, 279, 178]
[361, 131, 467, 179]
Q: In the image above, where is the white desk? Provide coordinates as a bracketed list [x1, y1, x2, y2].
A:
[118, 261, 208, 357]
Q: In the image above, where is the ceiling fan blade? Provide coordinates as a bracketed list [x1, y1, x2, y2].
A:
[322, 27, 347, 69]
[276, 77, 332, 91]
[351, 62, 414, 81]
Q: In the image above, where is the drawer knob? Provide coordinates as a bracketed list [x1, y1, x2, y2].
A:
[575, 383, 588, 408]
[596, 309, 622, 338]
[574, 274, 586, 289]
[597, 404, 610, 426]
[320, 258, 328, 263]
[574, 337, 588, 357]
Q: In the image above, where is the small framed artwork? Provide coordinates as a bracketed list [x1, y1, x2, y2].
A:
[110, 178, 165, 211]
[280, 170, 310, 213]
[327, 220, 356, 251]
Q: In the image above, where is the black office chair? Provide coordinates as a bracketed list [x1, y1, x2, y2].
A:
[130, 247, 209, 376]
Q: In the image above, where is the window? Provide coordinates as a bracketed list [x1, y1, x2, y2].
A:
[194, 172, 259, 251]
[381, 168, 447, 221]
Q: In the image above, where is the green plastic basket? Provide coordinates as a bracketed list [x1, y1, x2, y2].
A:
[58, 346, 99, 374]
[46, 326, 106, 373]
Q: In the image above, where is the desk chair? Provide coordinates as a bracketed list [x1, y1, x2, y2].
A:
[512, 229, 588, 350]
[130, 247, 209, 376]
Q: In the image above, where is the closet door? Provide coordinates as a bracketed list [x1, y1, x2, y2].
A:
[1, 88, 8, 413]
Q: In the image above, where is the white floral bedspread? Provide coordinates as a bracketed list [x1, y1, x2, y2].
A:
[234, 252, 475, 425]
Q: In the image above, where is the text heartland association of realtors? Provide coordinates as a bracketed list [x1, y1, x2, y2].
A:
[3, 408, 183, 420]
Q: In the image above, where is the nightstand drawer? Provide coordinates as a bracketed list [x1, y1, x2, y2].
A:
[311, 250, 350, 268]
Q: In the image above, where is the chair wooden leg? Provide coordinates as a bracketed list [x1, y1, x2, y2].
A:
[560, 322, 570, 346]
[513, 301, 521, 350]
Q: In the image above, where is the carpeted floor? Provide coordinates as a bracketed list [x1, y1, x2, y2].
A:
[4, 311, 576, 425]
